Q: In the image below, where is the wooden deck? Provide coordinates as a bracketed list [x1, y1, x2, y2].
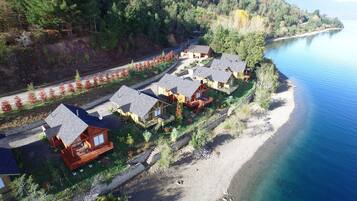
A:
[186, 97, 214, 112]
[61, 142, 114, 170]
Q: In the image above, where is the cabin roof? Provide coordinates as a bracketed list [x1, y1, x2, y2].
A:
[193, 67, 233, 83]
[221, 53, 242, 62]
[187, 45, 211, 54]
[156, 74, 202, 98]
[110, 85, 161, 118]
[0, 147, 20, 175]
[45, 104, 107, 146]
[210, 58, 246, 73]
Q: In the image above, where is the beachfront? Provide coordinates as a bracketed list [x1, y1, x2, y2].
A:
[120, 79, 296, 201]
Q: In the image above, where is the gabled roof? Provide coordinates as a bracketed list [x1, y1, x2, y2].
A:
[156, 74, 202, 98]
[45, 104, 107, 146]
[193, 67, 233, 83]
[0, 148, 20, 175]
[221, 53, 241, 62]
[110, 86, 161, 118]
[210, 58, 246, 73]
[187, 45, 211, 54]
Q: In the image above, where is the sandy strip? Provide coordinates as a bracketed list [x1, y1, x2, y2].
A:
[268, 28, 342, 42]
[121, 81, 295, 201]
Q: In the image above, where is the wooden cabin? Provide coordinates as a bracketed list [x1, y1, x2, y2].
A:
[0, 148, 20, 196]
[180, 45, 212, 59]
[155, 74, 213, 112]
[110, 86, 169, 128]
[44, 104, 113, 170]
[190, 67, 239, 94]
[211, 53, 250, 81]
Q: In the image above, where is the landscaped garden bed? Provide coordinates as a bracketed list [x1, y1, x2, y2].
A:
[0, 52, 175, 132]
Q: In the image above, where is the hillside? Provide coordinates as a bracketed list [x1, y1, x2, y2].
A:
[0, 0, 343, 94]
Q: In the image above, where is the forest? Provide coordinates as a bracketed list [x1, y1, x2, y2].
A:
[0, 0, 343, 94]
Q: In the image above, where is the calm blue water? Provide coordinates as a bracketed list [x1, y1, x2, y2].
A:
[252, 21, 357, 201]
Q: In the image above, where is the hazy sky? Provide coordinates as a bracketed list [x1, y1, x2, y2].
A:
[287, 0, 357, 20]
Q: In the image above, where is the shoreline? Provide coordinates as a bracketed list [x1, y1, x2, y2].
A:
[120, 79, 296, 201]
[226, 80, 306, 201]
[267, 27, 342, 43]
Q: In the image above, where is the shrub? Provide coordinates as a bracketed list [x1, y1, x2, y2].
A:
[85, 80, 91, 90]
[76, 80, 83, 92]
[175, 102, 183, 122]
[190, 129, 208, 150]
[99, 75, 105, 84]
[14, 96, 24, 110]
[158, 140, 173, 169]
[27, 92, 38, 105]
[49, 88, 56, 100]
[170, 128, 179, 143]
[93, 76, 99, 87]
[59, 84, 66, 96]
[106, 73, 112, 83]
[67, 83, 75, 93]
[222, 117, 246, 138]
[9, 174, 48, 201]
[237, 103, 251, 120]
[143, 131, 152, 143]
[1, 100, 12, 113]
[96, 194, 125, 201]
[27, 83, 38, 105]
[39, 89, 47, 102]
[126, 133, 134, 147]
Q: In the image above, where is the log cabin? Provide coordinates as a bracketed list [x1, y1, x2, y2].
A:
[155, 74, 213, 112]
[110, 85, 169, 128]
[44, 104, 113, 170]
[190, 66, 239, 94]
[180, 45, 212, 59]
[0, 148, 20, 196]
[210, 53, 251, 81]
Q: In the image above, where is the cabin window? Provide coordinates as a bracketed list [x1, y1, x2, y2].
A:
[0, 177, 5, 189]
[93, 134, 104, 147]
[196, 92, 201, 98]
[154, 108, 161, 117]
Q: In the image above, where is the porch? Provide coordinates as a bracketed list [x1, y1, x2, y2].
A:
[185, 96, 214, 112]
[60, 142, 114, 170]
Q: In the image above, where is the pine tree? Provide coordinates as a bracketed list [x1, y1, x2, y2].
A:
[75, 70, 83, 92]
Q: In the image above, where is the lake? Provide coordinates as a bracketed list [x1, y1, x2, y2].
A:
[247, 20, 357, 201]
